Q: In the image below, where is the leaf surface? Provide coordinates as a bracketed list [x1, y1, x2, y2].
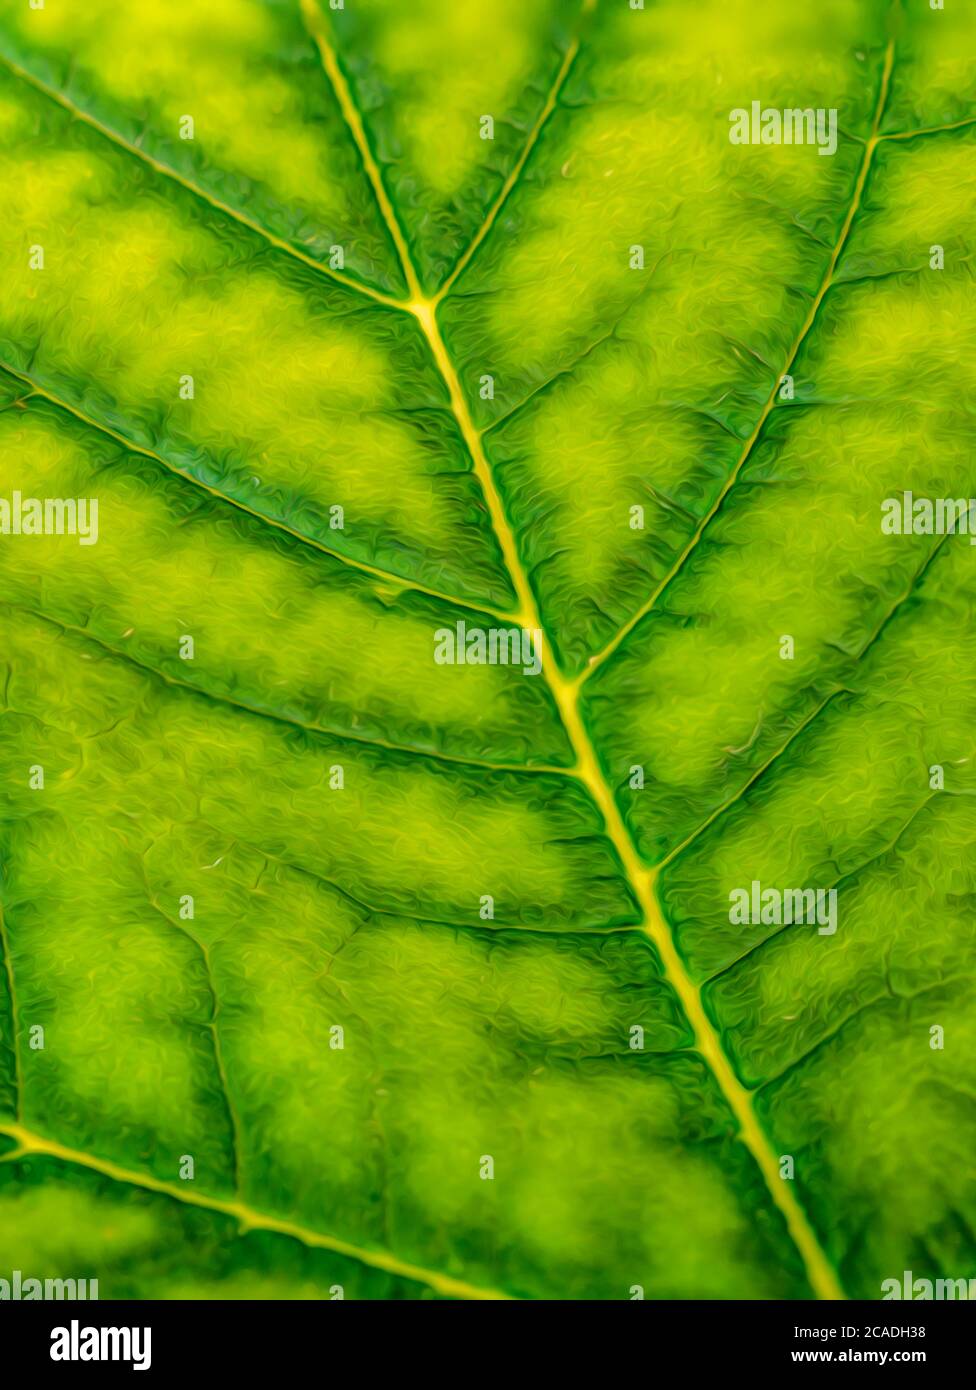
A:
[0, 0, 974, 1300]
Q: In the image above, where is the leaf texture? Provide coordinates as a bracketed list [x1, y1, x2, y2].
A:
[0, 0, 974, 1301]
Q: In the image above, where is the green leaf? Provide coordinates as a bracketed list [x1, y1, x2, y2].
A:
[0, 0, 973, 1301]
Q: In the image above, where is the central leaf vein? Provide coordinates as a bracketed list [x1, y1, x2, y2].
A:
[302, 0, 862, 1302]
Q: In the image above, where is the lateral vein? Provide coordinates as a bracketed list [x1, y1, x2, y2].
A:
[135, 878, 245, 1201]
[434, 16, 588, 301]
[0, 900, 23, 1123]
[579, 37, 898, 687]
[301, 0, 423, 301]
[0, 51, 404, 311]
[0, 1122, 512, 1300]
[656, 529, 951, 869]
[7, 603, 573, 781]
[0, 364, 518, 625]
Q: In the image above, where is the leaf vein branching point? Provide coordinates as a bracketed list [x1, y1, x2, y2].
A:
[306, 0, 851, 1302]
[433, 21, 590, 302]
[0, 53, 404, 312]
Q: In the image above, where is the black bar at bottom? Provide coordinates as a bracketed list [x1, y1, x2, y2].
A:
[0, 1296, 970, 1374]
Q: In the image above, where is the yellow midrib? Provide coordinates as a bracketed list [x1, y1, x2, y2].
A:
[414, 301, 845, 1302]
[303, 0, 847, 1300]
